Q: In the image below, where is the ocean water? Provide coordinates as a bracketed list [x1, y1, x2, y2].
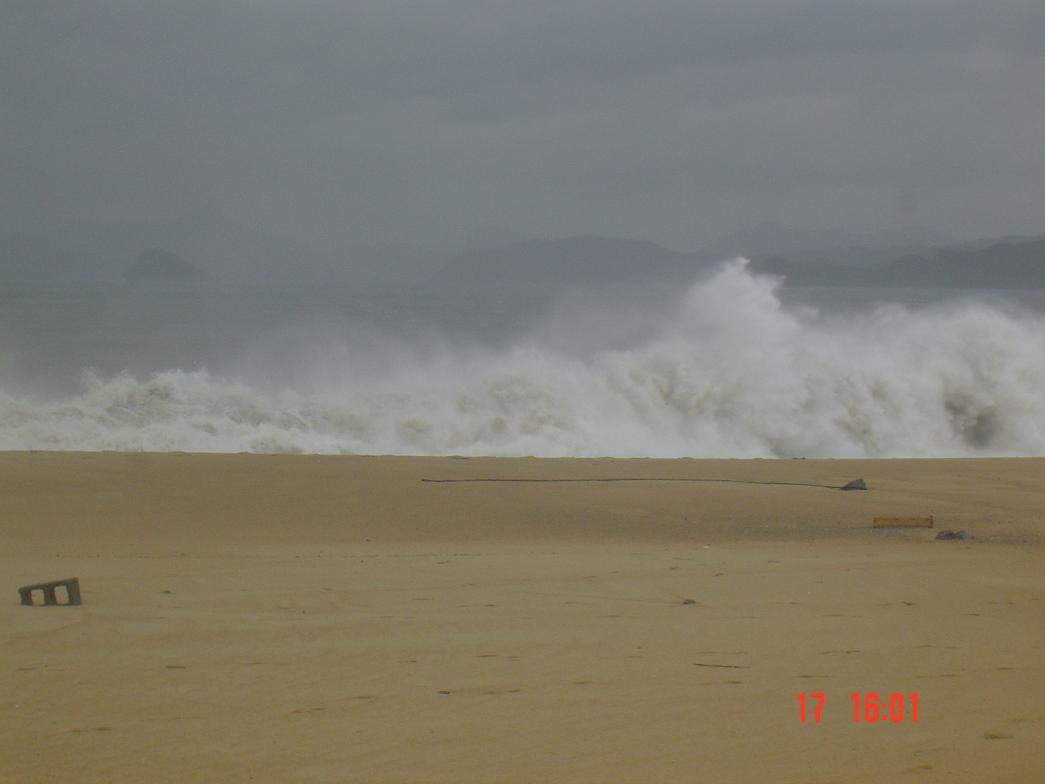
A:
[3, 259, 1045, 457]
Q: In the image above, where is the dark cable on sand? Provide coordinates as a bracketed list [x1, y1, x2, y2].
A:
[421, 477, 862, 490]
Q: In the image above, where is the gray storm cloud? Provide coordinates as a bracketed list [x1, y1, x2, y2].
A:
[2, 0, 1043, 250]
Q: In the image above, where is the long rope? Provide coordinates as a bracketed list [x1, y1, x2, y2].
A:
[421, 477, 849, 490]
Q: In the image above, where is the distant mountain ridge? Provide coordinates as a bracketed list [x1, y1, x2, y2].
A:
[885, 236, 1045, 288]
[2, 214, 1042, 289]
[703, 221, 951, 263]
[442, 230, 1045, 289]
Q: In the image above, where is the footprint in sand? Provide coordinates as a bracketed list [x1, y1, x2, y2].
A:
[982, 730, 1014, 740]
[1010, 715, 1045, 725]
[901, 764, 934, 775]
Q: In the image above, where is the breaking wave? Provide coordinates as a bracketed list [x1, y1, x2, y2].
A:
[3, 260, 1045, 457]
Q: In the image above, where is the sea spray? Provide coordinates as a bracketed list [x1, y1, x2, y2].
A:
[2, 259, 1044, 456]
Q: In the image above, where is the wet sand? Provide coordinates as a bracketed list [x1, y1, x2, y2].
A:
[2, 452, 1043, 783]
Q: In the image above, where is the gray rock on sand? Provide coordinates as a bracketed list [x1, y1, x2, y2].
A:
[841, 478, 867, 491]
[935, 529, 972, 541]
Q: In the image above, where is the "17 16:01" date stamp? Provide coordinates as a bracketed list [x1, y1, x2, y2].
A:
[796, 692, 920, 723]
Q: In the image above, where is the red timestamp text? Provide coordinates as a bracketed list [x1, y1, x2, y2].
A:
[796, 692, 919, 723]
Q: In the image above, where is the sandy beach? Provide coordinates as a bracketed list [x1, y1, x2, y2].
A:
[2, 452, 1043, 783]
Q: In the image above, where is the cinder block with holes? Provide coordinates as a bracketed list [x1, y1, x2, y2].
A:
[18, 577, 82, 606]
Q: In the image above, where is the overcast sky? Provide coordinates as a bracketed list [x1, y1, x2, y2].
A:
[3, 1, 1043, 251]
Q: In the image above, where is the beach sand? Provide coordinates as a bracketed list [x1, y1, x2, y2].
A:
[2, 452, 1043, 783]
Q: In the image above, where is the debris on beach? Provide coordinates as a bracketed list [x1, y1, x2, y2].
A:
[17, 577, 82, 606]
[935, 529, 973, 541]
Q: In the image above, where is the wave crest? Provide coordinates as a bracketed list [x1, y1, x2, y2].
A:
[4, 260, 1045, 457]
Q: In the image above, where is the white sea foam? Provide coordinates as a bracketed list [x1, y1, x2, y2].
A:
[3, 259, 1045, 456]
